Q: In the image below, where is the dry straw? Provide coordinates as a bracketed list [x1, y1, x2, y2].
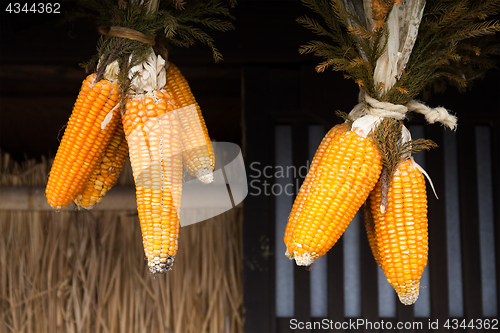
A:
[0, 150, 243, 333]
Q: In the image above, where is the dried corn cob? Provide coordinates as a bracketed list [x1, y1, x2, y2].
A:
[46, 74, 120, 209]
[124, 52, 184, 273]
[74, 119, 129, 209]
[165, 63, 214, 183]
[285, 124, 382, 266]
[368, 157, 428, 305]
[123, 90, 183, 273]
[363, 202, 381, 267]
[284, 123, 348, 259]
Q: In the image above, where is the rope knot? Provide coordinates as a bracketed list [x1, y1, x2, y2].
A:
[406, 100, 457, 130]
[364, 94, 407, 120]
[353, 91, 457, 130]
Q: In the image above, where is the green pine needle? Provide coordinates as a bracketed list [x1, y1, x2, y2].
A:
[68, 0, 236, 72]
[299, 0, 500, 104]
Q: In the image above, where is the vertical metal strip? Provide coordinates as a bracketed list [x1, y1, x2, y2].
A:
[475, 125, 498, 317]
[308, 125, 328, 318]
[425, 124, 450, 322]
[457, 121, 483, 323]
[444, 129, 464, 317]
[378, 267, 397, 318]
[360, 205, 380, 327]
[275, 125, 294, 318]
[343, 211, 362, 317]
[292, 123, 312, 331]
[490, 119, 500, 321]
[328, 237, 345, 332]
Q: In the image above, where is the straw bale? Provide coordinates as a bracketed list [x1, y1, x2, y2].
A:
[0, 150, 243, 333]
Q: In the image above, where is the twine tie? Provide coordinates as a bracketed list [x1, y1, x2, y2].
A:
[359, 91, 457, 130]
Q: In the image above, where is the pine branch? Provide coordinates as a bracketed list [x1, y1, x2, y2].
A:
[372, 118, 437, 194]
[303, 0, 352, 48]
[298, 0, 380, 89]
[298, 40, 345, 60]
[68, 0, 236, 67]
[174, 24, 224, 62]
[370, 0, 398, 30]
[329, 0, 352, 36]
[299, 0, 499, 103]
[316, 60, 335, 73]
[178, 16, 234, 32]
[430, 1, 468, 31]
[298, 40, 331, 55]
[297, 15, 338, 41]
[477, 40, 500, 56]
[347, 24, 374, 41]
[451, 20, 500, 40]
[66, 0, 236, 101]
[332, 0, 376, 59]
[470, 0, 500, 19]
[160, 10, 180, 38]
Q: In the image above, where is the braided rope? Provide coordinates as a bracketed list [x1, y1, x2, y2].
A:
[406, 100, 457, 130]
[364, 94, 407, 120]
[356, 91, 457, 130]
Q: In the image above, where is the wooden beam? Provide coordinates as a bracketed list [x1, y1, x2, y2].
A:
[0, 186, 136, 211]
[0, 184, 236, 211]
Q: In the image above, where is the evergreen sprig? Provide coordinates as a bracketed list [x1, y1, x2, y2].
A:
[158, 1, 235, 62]
[372, 118, 437, 182]
[389, 0, 500, 104]
[71, 0, 236, 73]
[371, 118, 437, 211]
[298, 0, 390, 99]
[299, 0, 500, 104]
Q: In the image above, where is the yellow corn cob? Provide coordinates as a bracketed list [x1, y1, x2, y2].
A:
[285, 128, 382, 266]
[46, 74, 120, 209]
[74, 119, 129, 209]
[284, 123, 348, 259]
[368, 158, 428, 305]
[165, 63, 214, 183]
[123, 90, 183, 273]
[363, 202, 381, 267]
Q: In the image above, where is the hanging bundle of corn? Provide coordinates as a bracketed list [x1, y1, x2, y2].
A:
[48, 0, 236, 273]
[292, 0, 499, 303]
